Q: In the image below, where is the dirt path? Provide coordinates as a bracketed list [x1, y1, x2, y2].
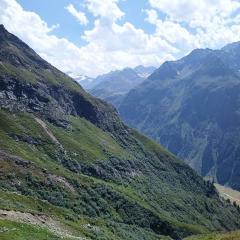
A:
[0, 210, 85, 239]
[35, 117, 60, 145]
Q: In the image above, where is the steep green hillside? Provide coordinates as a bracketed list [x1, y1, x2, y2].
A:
[0, 25, 240, 240]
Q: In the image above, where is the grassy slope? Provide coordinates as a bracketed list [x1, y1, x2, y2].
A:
[0, 219, 64, 240]
[0, 109, 240, 240]
[0, 110, 174, 239]
[0, 190, 170, 240]
[184, 231, 240, 240]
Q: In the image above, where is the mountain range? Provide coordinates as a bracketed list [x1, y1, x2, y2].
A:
[119, 42, 240, 191]
[1, 24, 240, 239]
[74, 66, 156, 107]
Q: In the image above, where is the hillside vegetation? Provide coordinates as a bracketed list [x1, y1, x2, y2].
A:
[0, 25, 240, 240]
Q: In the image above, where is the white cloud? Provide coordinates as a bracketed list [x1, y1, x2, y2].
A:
[82, 17, 177, 67]
[85, 0, 124, 21]
[65, 4, 88, 25]
[148, 0, 240, 27]
[145, 12, 196, 53]
[146, 0, 240, 51]
[0, 0, 177, 77]
[155, 20, 196, 51]
[145, 9, 158, 25]
[1, 0, 240, 78]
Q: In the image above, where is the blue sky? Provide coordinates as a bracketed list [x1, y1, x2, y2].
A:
[17, 0, 157, 46]
[18, 0, 95, 46]
[1, 0, 240, 77]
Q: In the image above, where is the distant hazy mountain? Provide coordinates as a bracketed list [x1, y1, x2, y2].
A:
[66, 72, 95, 90]
[119, 42, 240, 191]
[134, 65, 157, 78]
[88, 66, 156, 107]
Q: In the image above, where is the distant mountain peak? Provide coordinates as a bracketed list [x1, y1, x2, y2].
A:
[82, 65, 156, 107]
[134, 65, 157, 78]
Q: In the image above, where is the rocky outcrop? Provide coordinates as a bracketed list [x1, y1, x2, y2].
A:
[0, 25, 126, 136]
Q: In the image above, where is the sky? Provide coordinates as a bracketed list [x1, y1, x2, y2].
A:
[1, 0, 240, 77]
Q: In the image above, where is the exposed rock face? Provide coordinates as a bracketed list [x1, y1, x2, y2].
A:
[0, 24, 125, 134]
[0, 77, 121, 131]
[119, 45, 240, 190]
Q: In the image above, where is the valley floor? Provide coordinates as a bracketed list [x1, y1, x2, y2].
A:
[215, 184, 240, 206]
[184, 231, 240, 240]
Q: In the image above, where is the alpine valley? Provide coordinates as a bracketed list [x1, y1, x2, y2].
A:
[1, 25, 240, 240]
